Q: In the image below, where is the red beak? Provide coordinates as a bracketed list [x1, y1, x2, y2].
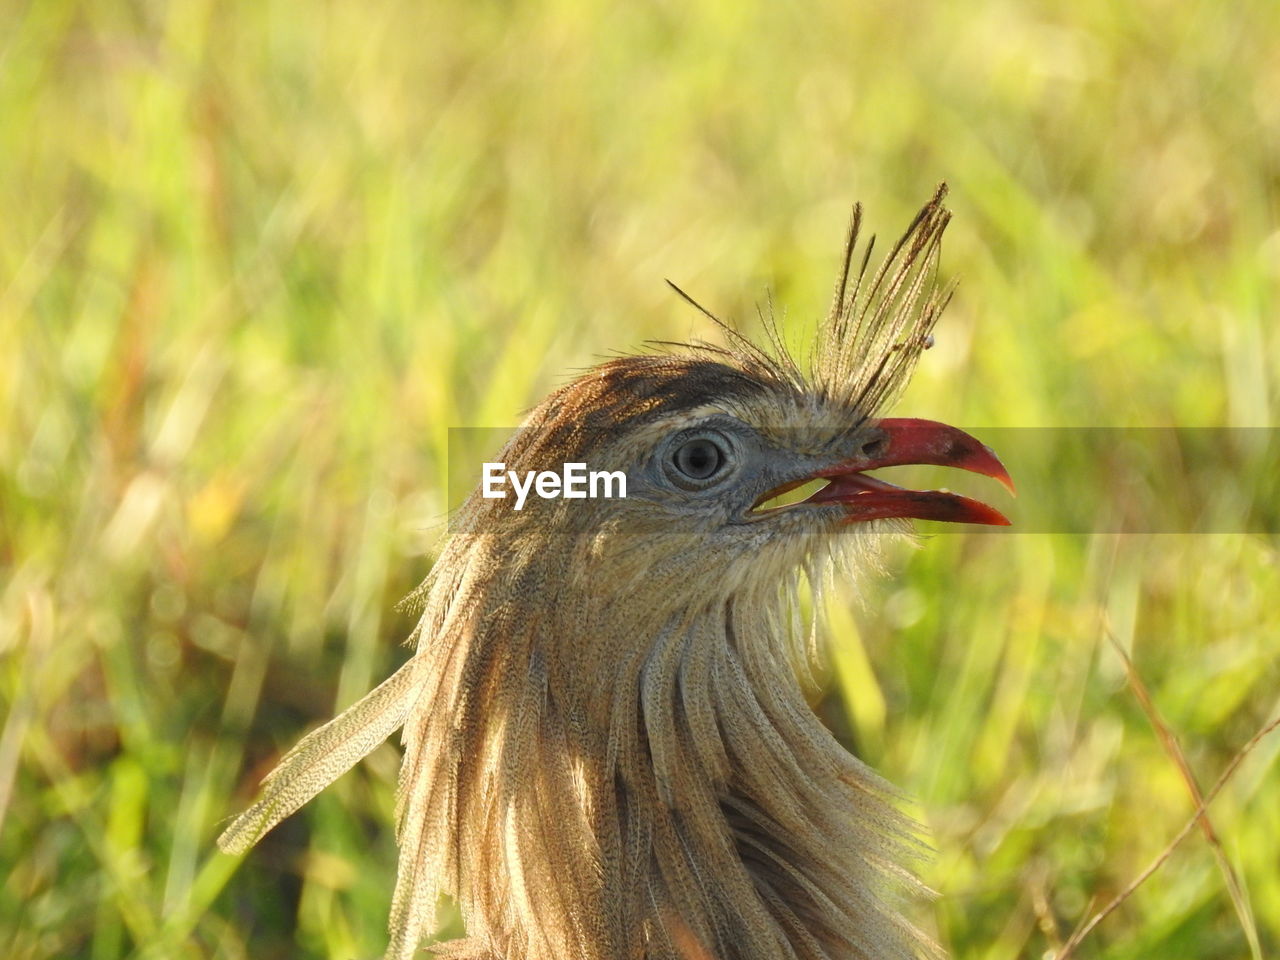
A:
[804, 418, 1015, 526]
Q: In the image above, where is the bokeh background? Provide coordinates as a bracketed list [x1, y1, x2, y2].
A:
[2, 1, 1279, 957]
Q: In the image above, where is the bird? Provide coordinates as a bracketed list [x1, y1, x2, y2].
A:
[218, 184, 1013, 960]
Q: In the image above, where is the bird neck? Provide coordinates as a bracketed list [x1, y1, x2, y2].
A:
[393, 534, 933, 960]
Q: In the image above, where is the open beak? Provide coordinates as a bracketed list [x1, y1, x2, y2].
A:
[773, 418, 1015, 526]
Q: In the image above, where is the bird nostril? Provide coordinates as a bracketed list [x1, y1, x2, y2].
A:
[861, 436, 888, 459]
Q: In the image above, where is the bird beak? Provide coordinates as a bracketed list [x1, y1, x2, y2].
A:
[799, 418, 1015, 526]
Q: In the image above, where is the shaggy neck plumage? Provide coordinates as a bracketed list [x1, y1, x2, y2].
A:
[389, 530, 932, 960]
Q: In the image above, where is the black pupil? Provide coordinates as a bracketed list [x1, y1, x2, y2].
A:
[676, 439, 722, 479]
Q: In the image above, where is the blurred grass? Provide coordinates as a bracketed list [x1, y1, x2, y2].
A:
[1, 0, 1278, 957]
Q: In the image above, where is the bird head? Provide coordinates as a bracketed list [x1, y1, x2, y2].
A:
[455, 185, 1011, 624]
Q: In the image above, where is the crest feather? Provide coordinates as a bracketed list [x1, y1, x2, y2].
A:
[814, 183, 954, 417]
[663, 185, 955, 424]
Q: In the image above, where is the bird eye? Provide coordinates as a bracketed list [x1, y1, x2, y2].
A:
[674, 439, 723, 478]
[671, 436, 727, 483]
[659, 426, 741, 492]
